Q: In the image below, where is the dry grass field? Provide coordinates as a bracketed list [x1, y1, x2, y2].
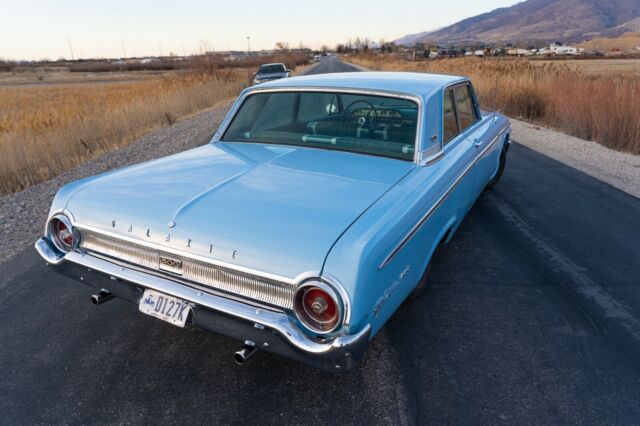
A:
[0, 70, 246, 195]
[349, 55, 640, 155]
[0, 53, 309, 196]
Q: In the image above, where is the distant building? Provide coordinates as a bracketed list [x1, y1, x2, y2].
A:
[539, 43, 584, 56]
[507, 48, 530, 56]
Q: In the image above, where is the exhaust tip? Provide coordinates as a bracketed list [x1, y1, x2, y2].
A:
[91, 289, 113, 305]
[234, 341, 257, 365]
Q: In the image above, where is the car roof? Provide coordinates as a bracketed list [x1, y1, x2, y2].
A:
[254, 72, 468, 99]
[259, 63, 286, 67]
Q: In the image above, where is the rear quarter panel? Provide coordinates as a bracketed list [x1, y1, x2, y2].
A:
[323, 111, 510, 338]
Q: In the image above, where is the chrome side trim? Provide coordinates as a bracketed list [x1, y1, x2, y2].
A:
[62, 250, 370, 355]
[211, 86, 424, 165]
[420, 149, 445, 166]
[378, 129, 507, 269]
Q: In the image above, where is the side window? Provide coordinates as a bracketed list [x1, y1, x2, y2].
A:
[443, 90, 459, 144]
[454, 85, 478, 131]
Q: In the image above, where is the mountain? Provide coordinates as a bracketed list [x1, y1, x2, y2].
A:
[395, 29, 441, 46]
[578, 31, 640, 52]
[396, 0, 640, 46]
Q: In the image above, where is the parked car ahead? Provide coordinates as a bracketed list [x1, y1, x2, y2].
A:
[35, 72, 511, 372]
[252, 62, 290, 85]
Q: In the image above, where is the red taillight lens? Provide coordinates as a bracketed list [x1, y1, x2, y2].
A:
[56, 220, 73, 246]
[49, 215, 75, 252]
[294, 284, 341, 333]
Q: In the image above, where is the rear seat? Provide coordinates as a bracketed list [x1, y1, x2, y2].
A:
[307, 121, 369, 138]
[307, 121, 414, 144]
[244, 130, 414, 156]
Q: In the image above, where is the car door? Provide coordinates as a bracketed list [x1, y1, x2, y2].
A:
[437, 86, 479, 220]
[452, 84, 494, 198]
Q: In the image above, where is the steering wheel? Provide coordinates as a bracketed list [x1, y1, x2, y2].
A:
[343, 100, 378, 129]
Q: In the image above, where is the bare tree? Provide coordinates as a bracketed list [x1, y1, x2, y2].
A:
[275, 41, 290, 52]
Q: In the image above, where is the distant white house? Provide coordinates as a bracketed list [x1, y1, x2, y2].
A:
[539, 43, 584, 56]
[474, 50, 485, 57]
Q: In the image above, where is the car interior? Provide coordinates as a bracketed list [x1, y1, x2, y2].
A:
[222, 92, 419, 161]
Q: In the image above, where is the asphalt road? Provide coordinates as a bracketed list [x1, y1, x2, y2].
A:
[2, 58, 640, 425]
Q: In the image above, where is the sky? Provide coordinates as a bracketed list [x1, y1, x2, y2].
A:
[0, 0, 521, 60]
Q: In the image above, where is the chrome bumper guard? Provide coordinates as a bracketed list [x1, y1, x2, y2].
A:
[35, 237, 370, 372]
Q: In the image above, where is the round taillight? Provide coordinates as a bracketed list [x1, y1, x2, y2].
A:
[49, 215, 75, 252]
[294, 283, 341, 333]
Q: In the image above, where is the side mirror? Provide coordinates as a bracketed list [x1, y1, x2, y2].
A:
[286, 69, 291, 73]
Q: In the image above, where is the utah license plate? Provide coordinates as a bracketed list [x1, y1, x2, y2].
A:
[139, 289, 191, 327]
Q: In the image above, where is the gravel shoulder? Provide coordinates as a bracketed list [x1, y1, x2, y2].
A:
[511, 118, 640, 198]
[0, 102, 231, 264]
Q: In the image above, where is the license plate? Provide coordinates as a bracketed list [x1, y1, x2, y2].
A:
[139, 289, 191, 328]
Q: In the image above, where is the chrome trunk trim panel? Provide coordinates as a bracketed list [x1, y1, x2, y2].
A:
[79, 231, 296, 310]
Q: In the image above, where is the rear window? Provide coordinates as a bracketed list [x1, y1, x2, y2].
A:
[222, 91, 419, 161]
[258, 64, 286, 74]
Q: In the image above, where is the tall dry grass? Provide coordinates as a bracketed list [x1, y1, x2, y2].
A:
[349, 55, 640, 155]
[0, 70, 246, 195]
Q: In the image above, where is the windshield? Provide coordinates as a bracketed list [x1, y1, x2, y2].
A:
[258, 64, 286, 74]
[221, 91, 419, 161]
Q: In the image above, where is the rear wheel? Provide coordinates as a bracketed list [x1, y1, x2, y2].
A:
[405, 262, 432, 304]
[486, 141, 509, 190]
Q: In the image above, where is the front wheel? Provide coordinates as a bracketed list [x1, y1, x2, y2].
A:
[486, 142, 509, 190]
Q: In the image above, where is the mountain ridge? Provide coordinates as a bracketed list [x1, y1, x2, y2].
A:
[396, 0, 640, 46]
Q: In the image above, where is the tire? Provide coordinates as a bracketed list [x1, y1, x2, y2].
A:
[405, 262, 432, 304]
[486, 142, 509, 190]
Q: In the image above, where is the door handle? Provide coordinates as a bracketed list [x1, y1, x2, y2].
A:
[474, 140, 482, 148]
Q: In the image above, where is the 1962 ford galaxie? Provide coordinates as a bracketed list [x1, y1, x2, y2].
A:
[35, 72, 511, 371]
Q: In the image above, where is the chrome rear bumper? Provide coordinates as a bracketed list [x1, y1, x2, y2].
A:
[35, 237, 370, 372]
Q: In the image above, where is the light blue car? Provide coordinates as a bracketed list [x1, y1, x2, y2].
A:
[36, 72, 511, 371]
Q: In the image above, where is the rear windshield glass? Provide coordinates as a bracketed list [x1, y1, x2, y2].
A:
[222, 91, 418, 161]
[258, 64, 286, 74]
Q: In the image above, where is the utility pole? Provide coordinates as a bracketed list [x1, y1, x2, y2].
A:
[121, 41, 127, 59]
[246, 36, 251, 56]
[67, 36, 75, 60]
